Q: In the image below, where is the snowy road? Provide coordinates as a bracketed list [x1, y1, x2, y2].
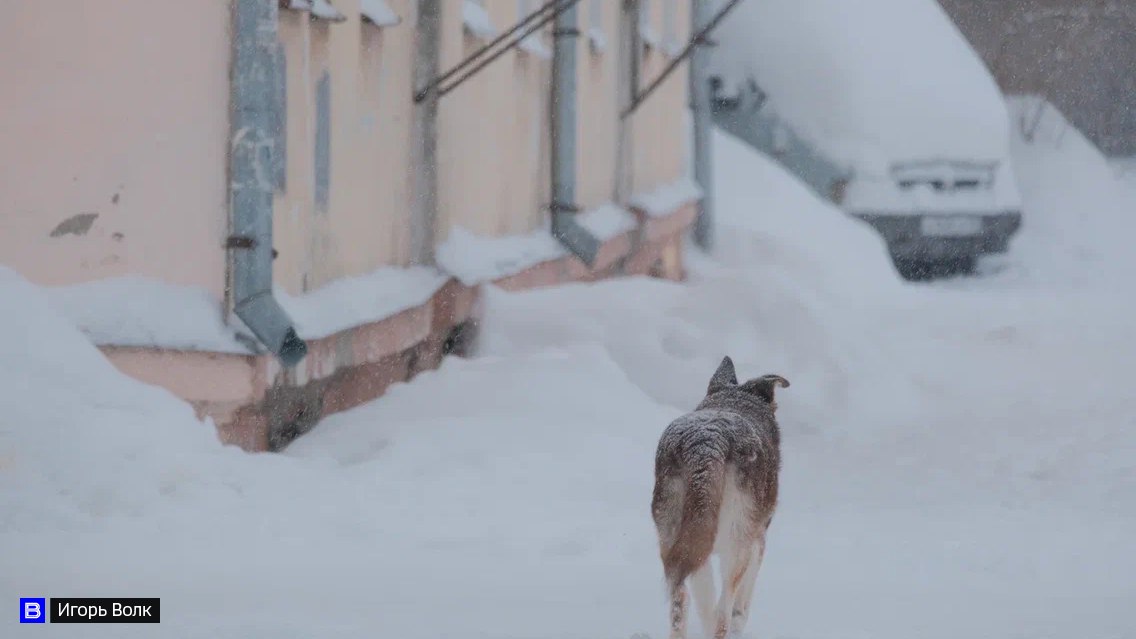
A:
[4, 129, 1134, 638]
[5, 264, 1132, 639]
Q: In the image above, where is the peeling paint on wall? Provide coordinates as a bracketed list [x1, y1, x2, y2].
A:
[49, 213, 99, 237]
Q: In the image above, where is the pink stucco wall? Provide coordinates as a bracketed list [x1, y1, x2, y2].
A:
[0, 0, 232, 297]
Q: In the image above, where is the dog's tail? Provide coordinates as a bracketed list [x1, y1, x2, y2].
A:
[659, 448, 726, 589]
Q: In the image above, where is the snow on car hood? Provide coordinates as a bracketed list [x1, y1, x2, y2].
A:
[842, 159, 1023, 214]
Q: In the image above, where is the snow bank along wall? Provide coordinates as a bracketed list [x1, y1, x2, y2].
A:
[0, 0, 699, 451]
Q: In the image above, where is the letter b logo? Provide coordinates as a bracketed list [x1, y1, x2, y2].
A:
[20, 598, 46, 623]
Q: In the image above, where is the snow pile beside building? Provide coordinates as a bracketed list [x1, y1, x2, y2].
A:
[709, 0, 1010, 171]
[0, 268, 246, 528]
[48, 265, 451, 353]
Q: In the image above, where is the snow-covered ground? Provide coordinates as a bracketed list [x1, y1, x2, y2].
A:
[3, 124, 1135, 638]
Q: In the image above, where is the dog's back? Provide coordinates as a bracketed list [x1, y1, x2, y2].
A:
[651, 357, 787, 639]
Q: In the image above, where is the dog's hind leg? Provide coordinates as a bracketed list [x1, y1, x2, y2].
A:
[730, 533, 766, 634]
[690, 560, 716, 637]
[713, 535, 754, 639]
[666, 576, 690, 639]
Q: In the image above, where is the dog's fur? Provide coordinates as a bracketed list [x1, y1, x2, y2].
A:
[651, 356, 789, 639]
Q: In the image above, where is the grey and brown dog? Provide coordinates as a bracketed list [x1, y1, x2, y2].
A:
[651, 356, 789, 639]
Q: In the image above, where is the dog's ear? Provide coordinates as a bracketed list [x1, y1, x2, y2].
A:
[741, 374, 790, 404]
[707, 356, 738, 395]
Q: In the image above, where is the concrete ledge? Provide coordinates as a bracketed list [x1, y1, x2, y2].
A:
[103, 346, 260, 406]
[98, 199, 699, 452]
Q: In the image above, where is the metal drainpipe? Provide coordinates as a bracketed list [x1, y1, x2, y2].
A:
[410, 0, 442, 265]
[690, 0, 715, 250]
[551, 0, 600, 266]
[227, 0, 307, 367]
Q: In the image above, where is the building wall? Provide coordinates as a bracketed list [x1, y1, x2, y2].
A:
[435, 0, 553, 242]
[0, 0, 232, 297]
[0, 0, 700, 452]
[631, 0, 690, 196]
[433, 0, 692, 241]
[2, 0, 693, 299]
[576, 0, 690, 208]
[273, 0, 419, 295]
[576, 0, 622, 209]
[937, 0, 1136, 157]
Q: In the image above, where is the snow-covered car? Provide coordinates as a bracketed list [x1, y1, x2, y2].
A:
[837, 159, 1022, 278]
[707, 0, 1024, 280]
[710, 75, 1023, 279]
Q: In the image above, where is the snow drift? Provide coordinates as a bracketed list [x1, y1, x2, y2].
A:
[999, 95, 1136, 289]
[0, 267, 241, 528]
[478, 128, 914, 430]
[708, 128, 902, 301]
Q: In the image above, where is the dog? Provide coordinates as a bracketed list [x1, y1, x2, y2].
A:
[651, 356, 789, 639]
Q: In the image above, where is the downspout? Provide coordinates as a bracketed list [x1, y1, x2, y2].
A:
[550, 1, 600, 266]
[227, 0, 308, 367]
[690, 0, 715, 250]
[410, 0, 442, 265]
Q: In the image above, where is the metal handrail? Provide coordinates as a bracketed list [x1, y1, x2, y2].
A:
[414, 0, 580, 102]
[622, 0, 747, 119]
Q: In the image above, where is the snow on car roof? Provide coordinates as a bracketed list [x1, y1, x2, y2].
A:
[708, 0, 1011, 172]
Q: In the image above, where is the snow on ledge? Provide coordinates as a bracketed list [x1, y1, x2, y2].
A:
[628, 177, 703, 217]
[278, 266, 448, 341]
[310, 0, 347, 22]
[47, 267, 448, 354]
[639, 24, 660, 49]
[49, 277, 255, 354]
[576, 203, 638, 240]
[518, 34, 552, 59]
[462, 1, 496, 39]
[437, 227, 565, 287]
[437, 204, 639, 286]
[587, 28, 607, 54]
[361, 0, 400, 27]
